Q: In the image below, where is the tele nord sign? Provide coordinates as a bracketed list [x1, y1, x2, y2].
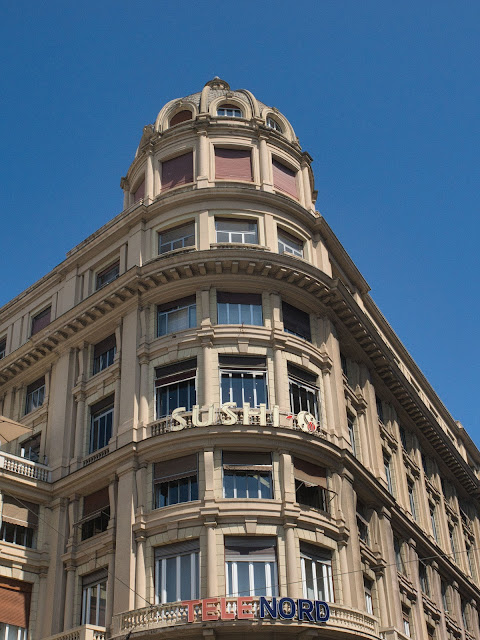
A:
[169, 402, 319, 432]
[181, 597, 330, 623]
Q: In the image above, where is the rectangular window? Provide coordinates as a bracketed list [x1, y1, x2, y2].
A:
[219, 355, 267, 408]
[217, 292, 263, 326]
[158, 222, 195, 254]
[430, 506, 438, 542]
[399, 425, 408, 450]
[133, 178, 145, 203]
[0, 495, 38, 549]
[278, 228, 303, 257]
[161, 152, 194, 190]
[155, 358, 197, 419]
[223, 452, 273, 499]
[215, 148, 252, 181]
[402, 607, 411, 637]
[375, 395, 384, 423]
[215, 218, 258, 244]
[340, 352, 349, 378]
[92, 335, 116, 375]
[461, 599, 470, 631]
[384, 456, 394, 494]
[466, 543, 476, 579]
[89, 397, 114, 453]
[300, 542, 334, 602]
[81, 569, 107, 626]
[449, 525, 457, 559]
[288, 364, 320, 421]
[0, 577, 32, 635]
[155, 540, 199, 604]
[272, 159, 298, 198]
[25, 377, 45, 414]
[81, 487, 110, 541]
[394, 537, 405, 574]
[356, 500, 369, 545]
[282, 301, 311, 341]
[364, 578, 373, 614]
[96, 262, 119, 290]
[157, 296, 196, 337]
[419, 561, 429, 595]
[441, 580, 449, 612]
[408, 482, 417, 520]
[0, 338, 6, 359]
[347, 414, 357, 457]
[154, 454, 198, 508]
[20, 433, 41, 463]
[31, 307, 51, 336]
[294, 457, 328, 512]
[225, 537, 278, 597]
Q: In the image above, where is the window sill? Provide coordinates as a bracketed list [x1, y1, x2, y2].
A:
[211, 242, 269, 251]
[157, 246, 197, 259]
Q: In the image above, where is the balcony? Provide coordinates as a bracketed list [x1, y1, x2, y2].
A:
[44, 625, 106, 640]
[111, 598, 379, 638]
[0, 451, 51, 482]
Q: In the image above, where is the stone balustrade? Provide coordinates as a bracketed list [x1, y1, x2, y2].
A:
[0, 451, 51, 482]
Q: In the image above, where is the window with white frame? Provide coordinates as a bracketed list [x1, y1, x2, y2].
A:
[278, 228, 303, 257]
[300, 543, 334, 602]
[215, 218, 258, 244]
[281, 301, 311, 341]
[223, 452, 273, 499]
[0, 623, 28, 640]
[154, 454, 198, 508]
[364, 578, 374, 614]
[25, 377, 45, 414]
[266, 116, 282, 132]
[0, 495, 38, 549]
[288, 364, 320, 420]
[217, 292, 263, 326]
[158, 222, 195, 254]
[217, 104, 242, 117]
[155, 540, 199, 604]
[225, 537, 278, 597]
[0, 578, 31, 640]
[219, 355, 267, 408]
[402, 607, 412, 637]
[155, 358, 197, 419]
[20, 432, 41, 463]
[157, 296, 196, 337]
[81, 570, 107, 626]
[89, 397, 114, 453]
[294, 458, 328, 512]
[92, 335, 116, 375]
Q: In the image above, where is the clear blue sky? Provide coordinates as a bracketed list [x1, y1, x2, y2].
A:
[1, 2, 478, 444]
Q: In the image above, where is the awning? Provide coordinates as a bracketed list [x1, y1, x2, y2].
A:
[0, 417, 33, 445]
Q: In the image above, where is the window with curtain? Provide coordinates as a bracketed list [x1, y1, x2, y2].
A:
[223, 452, 273, 499]
[217, 292, 263, 325]
[154, 454, 198, 508]
[155, 540, 199, 604]
[225, 537, 278, 597]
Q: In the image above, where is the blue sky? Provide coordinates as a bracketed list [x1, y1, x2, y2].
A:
[0, 1, 478, 443]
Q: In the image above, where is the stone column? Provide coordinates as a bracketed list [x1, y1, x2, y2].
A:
[301, 160, 312, 210]
[113, 464, 137, 613]
[376, 507, 403, 630]
[273, 341, 288, 411]
[279, 452, 295, 504]
[339, 468, 364, 609]
[111, 373, 122, 441]
[337, 540, 351, 605]
[197, 129, 209, 187]
[138, 355, 150, 428]
[135, 532, 147, 608]
[430, 562, 448, 640]
[321, 364, 335, 435]
[284, 522, 299, 598]
[145, 146, 154, 201]
[408, 539, 428, 639]
[205, 521, 218, 597]
[259, 134, 272, 190]
[63, 563, 76, 630]
[201, 337, 213, 406]
[105, 550, 116, 628]
[72, 391, 86, 463]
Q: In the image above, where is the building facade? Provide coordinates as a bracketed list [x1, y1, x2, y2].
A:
[0, 77, 479, 640]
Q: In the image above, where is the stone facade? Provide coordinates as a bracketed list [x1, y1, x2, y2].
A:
[0, 78, 479, 640]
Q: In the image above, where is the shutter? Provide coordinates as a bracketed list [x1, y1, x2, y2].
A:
[0, 577, 32, 628]
[83, 487, 109, 517]
[223, 452, 271, 467]
[215, 149, 252, 181]
[82, 568, 108, 588]
[170, 110, 192, 126]
[31, 307, 51, 335]
[217, 292, 262, 305]
[161, 152, 193, 191]
[90, 395, 114, 416]
[154, 454, 197, 482]
[287, 364, 317, 386]
[2, 495, 39, 528]
[133, 179, 145, 202]
[155, 358, 197, 386]
[282, 301, 311, 340]
[300, 542, 332, 563]
[157, 295, 196, 313]
[155, 539, 199, 559]
[225, 537, 276, 558]
[293, 458, 327, 489]
[93, 335, 116, 359]
[218, 355, 266, 369]
[272, 159, 297, 198]
[26, 377, 45, 395]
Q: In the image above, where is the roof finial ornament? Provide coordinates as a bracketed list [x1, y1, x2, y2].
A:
[204, 77, 230, 91]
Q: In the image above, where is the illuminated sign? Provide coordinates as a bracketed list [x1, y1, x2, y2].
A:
[170, 402, 319, 432]
[181, 597, 330, 623]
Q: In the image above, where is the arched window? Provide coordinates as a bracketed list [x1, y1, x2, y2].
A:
[266, 116, 282, 132]
[217, 104, 242, 118]
[169, 110, 192, 127]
